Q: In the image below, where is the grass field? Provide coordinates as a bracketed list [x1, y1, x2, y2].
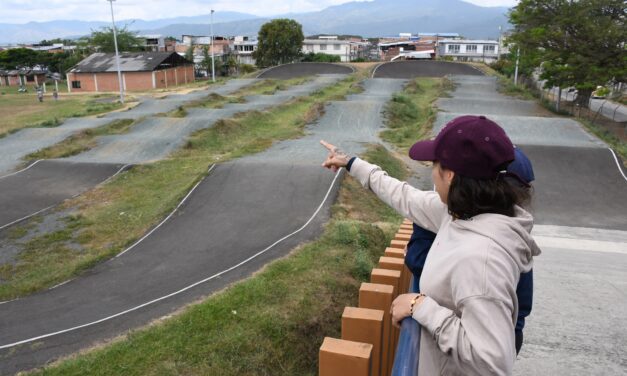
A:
[0, 90, 124, 137]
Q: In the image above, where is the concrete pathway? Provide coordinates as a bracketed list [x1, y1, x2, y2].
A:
[436, 75, 627, 375]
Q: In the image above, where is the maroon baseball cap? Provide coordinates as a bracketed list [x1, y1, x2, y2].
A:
[409, 115, 515, 179]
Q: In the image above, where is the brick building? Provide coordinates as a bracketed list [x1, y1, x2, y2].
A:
[0, 69, 47, 87]
[66, 52, 194, 93]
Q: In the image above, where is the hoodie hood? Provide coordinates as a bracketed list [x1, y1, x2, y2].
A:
[454, 206, 541, 273]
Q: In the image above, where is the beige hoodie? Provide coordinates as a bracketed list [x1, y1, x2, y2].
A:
[349, 158, 541, 375]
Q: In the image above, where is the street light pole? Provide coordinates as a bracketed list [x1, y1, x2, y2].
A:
[210, 9, 215, 82]
[514, 46, 520, 86]
[107, 0, 124, 103]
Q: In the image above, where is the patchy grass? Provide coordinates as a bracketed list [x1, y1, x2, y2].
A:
[24, 119, 136, 160]
[183, 93, 247, 110]
[0, 93, 124, 137]
[0, 69, 369, 301]
[157, 77, 314, 116]
[30, 146, 404, 376]
[381, 78, 452, 153]
[578, 118, 627, 162]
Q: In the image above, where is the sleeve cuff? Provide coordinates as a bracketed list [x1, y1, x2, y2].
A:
[412, 296, 455, 335]
[346, 156, 357, 172]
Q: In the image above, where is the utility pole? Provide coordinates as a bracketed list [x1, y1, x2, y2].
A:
[514, 46, 520, 86]
[210, 9, 215, 82]
[497, 26, 502, 61]
[107, 0, 124, 103]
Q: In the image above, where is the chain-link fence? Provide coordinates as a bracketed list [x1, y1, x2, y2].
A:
[521, 75, 626, 143]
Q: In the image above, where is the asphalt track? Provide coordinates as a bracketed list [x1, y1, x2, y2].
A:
[434, 75, 627, 375]
[0, 163, 343, 373]
[0, 80, 260, 175]
[68, 75, 345, 164]
[0, 77, 341, 238]
[0, 67, 373, 373]
[257, 62, 354, 79]
[373, 60, 483, 78]
[0, 160, 127, 230]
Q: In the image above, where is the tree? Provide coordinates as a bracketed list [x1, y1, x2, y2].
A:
[253, 19, 304, 68]
[508, 0, 626, 106]
[184, 45, 194, 63]
[0, 48, 42, 69]
[89, 25, 143, 53]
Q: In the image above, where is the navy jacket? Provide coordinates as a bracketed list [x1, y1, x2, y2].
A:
[406, 223, 533, 332]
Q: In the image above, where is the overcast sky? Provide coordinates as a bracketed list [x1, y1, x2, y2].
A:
[0, 0, 519, 24]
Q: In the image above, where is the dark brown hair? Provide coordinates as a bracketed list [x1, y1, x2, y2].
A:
[445, 164, 532, 220]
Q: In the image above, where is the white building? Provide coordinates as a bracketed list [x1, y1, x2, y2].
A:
[139, 35, 166, 52]
[438, 39, 500, 63]
[231, 36, 257, 66]
[302, 36, 353, 62]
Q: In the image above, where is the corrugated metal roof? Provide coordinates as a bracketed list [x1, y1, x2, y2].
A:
[70, 52, 188, 73]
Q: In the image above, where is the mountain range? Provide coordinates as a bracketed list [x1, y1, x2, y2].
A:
[0, 0, 512, 44]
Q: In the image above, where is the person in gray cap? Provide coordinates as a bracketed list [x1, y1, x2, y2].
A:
[321, 115, 541, 376]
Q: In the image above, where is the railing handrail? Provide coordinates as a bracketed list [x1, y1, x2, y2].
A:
[391, 276, 421, 376]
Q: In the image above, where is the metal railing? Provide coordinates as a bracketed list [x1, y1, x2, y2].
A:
[391, 276, 421, 376]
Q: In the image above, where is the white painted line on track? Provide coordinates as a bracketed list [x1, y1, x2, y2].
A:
[0, 204, 56, 232]
[0, 159, 43, 180]
[0, 164, 131, 232]
[98, 164, 131, 186]
[0, 168, 343, 350]
[116, 164, 216, 258]
[608, 148, 627, 182]
[371, 63, 385, 78]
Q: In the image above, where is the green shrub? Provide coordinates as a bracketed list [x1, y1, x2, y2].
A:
[239, 64, 257, 74]
[301, 52, 341, 63]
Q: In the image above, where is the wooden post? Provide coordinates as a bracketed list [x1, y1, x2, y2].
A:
[389, 240, 408, 250]
[342, 307, 384, 376]
[359, 283, 394, 376]
[370, 268, 401, 300]
[384, 247, 405, 259]
[377, 257, 409, 364]
[394, 233, 411, 242]
[319, 337, 372, 376]
[397, 229, 413, 235]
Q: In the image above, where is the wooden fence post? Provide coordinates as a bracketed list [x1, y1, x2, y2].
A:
[342, 307, 384, 376]
[319, 337, 372, 376]
[359, 283, 394, 376]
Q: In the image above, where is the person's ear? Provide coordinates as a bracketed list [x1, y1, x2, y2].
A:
[444, 169, 455, 185]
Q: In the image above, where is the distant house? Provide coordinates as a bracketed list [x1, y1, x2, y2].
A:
[66, 52, 194, 92]
[231, 36, 257, 66]
[139, 35, 166, 52]
[302, 36, 355, 62]
[177, 35, 230, 56]
[0, 68, 47, 87]
[438, 39, 500, 63]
